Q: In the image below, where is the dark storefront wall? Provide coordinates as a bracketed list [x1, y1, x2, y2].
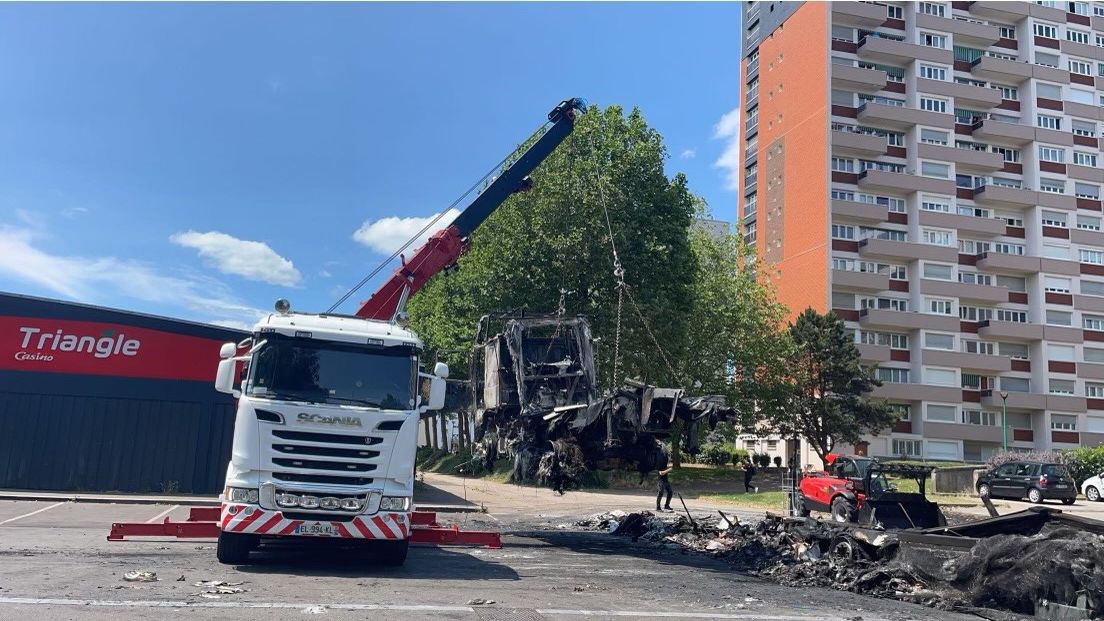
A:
[0, 292, 247, 494]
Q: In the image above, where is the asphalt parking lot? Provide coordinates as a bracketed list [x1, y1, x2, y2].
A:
[0, 497, 988, 621]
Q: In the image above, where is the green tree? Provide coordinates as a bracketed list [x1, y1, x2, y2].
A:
[407, 105, 696, 386]
[768, 308, 895, 464]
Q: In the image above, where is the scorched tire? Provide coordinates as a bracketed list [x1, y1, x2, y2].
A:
[377, 539, 410, 567]
[830, 496, 856, 523]
[216, 531, 254, 565]
[1087, 486, 1101, 502]
[1027, 487, 1043, 504]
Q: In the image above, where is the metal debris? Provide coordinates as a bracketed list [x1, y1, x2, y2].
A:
[467, 598, 496, 606]
[122, 571, 158, 582]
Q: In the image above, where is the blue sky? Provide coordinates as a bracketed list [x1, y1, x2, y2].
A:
[0, 2, 743, 329]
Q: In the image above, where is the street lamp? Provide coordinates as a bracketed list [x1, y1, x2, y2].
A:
[999, 390, 1010, 453]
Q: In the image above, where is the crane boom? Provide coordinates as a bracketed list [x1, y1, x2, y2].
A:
[355, 97, 586, 320]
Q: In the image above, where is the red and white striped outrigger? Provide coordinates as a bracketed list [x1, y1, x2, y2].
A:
[107, 504, 501, 548]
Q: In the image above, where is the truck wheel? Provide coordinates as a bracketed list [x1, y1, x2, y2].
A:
[1027, 488, 1043, 504]
[377, 539, 410, 567]
[795, 494, 811, 517]
[828, 535, 871, 561]
[216, 531, 254, 564]
[830, 496, 856, 523]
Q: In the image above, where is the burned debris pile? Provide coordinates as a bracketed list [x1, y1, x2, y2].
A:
[577, 508, 1104, 619]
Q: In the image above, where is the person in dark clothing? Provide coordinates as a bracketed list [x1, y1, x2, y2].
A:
[743, 460, 758, 493]
[656, 466, 674, 511]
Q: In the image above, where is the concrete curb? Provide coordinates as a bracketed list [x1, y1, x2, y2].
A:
[0, 491, 481, 513]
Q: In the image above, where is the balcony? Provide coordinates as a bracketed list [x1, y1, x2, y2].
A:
[978, 319, 1044, 340]
[917, 143, 1003, 172]
[1040, 258, 1080, 276]
[832, 199, 887, 223]
[1044, 325, 1083, 343]
[976, 251, 1039, 273]
[970, 118, 1034, 144]
[832, 129, 886, 156]
[832, 269, 890, 292]
[918, 78, 1004, 109]
[970, 56, 1030, 84]
[858, 102, 954, 130]
[981, 390, 1046, 410]
[919, 278, 1009, 304]
[858, 169, 956, 194]
[925, 421, 1004, 443]
[831, 1, 886, 28]
[1047, 395, 1087, 413]
[1030, 63, 1070, 85]
[857, 35, 953, 65]
[968, 1, 1030, 22]
[1064, 101, 1102, 122]
[1078, 362, 1104, 381]
[1068, 164, 1104, 184]
[856, 343, 892, 363]
[873, 382, 962, 402]
[1060, 39, 1101, 63]
[973, 184, 1036, 207]
[832, 64, 888, 94]
[921, 349, 1011, 372]
[858, 237, 958, 262]
[859, 308, 961, 332]
[1037, 191, 1077, 211]
[916, 13, 1000, 46]
[917, 210, 1005, 236]
[1074, 294, 1104, 314]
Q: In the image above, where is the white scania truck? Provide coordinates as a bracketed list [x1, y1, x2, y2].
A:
[211, 98, 585, 565]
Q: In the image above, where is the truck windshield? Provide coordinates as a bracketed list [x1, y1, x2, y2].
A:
[245, 334, 417, 410]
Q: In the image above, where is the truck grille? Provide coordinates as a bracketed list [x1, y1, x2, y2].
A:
[273, 472, 375, 486]
[272, 444, 380, 459]
[272, 430, 383, 445]
[268, 429, 384, 489]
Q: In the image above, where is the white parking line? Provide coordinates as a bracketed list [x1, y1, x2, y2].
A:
[144, 505, 180, 523]
[0, 597, 846, 619]
[0, 502, 67, 526]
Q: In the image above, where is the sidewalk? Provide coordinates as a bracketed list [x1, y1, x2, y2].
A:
[0, 489, 217, 506]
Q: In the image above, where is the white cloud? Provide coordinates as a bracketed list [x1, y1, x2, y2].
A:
[713, 106, 743, 191]
[680, 148, 697, 160]
[61, 206, 89, 218]
[208, 319, 254, 331]
[0, 225, 267, 326]
[170, 230, 301, 286]
[318, 269, 332, 278]
[352, 208, 461, 255]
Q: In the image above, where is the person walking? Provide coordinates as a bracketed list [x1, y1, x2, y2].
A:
[656, 466, 674, 511]
[743, 459, 758, 493]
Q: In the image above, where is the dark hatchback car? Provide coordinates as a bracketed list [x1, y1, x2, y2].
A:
[976, 461, 1077, 504]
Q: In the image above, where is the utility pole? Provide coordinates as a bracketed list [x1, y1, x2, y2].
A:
[1000, 390, 1009, 453]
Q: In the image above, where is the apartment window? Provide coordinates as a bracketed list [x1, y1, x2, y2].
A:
[957, 174, 985, 189]
[1085, 315, 1104, 331]
[831, 157, 855, 172]
[1043, 244, 1070, 260]
[920, 32, 947, 49]
[998, 25, 1016, 40]
[919, 128, 949, 146]
[994, 84, 1018, 101]
[919, 97, 947, 113]
[1074, 152, 1098, 167]
[1046, 310, 1072, 326]
[1069, 1, 1090, 15]
[996, 275, 1026, 292]
[1052, 414, 1078, 431]
[860, 160, 905, 173]
[1038, 146, 1065, 163]
[832, 224, 855, 240]
[860, 331, 910, 350]
[1051, 380, 1077, 396]
[962, 410, 997, 426]
[1076, 184, 1101, 200]
[1098, 33, 1104, 47]
[1072, 120, 1098, 137]
[1069, 89, 1094, 105]
[996, 309, 1028, 323]
[992, 146, 1020, 163]
[925, 403, 957, 422]
[924, 332, 955, 350]
[959, 239, 989, 255]
[1087, 383, 1104, 398]
[889, 265, 907, 280]
[1080, 249, 1104, 264]
[991, 242, 1025, 255]
[962, 340, 995, 355]
[1033, 23, 1058, 39]
[892, 439, 922, 458]
[958, 205, 991, 219]
[921, 198, 951, 212]
[1041, 210, 1068, 227]
[922, 228, 954, 246]
[1044, 276, 1072, 293]
[1082, 280, 1104, 297]
[861, 226, 907, 241]
[1000, 342, 1029, 360]
[960, 305, 994, 322]
[1039, 179, 1065, 195]
[922, 262, 954, 280]
[919, 2, 945, 16]
[1069, 59, 1093, 76]
[1068, 29, 1090, 44]
[959, 271, 993, 286]
[1038, 82, 1063, 100]
[1000, 376, 1030, 393]
[925, 440, 960, 460]
[1048, 343, 1076, 361]
[927, 297, 954, 315]
[746, 106, 758, 129]
[919, 64, 947, 81]
[1035, 51, 1061, 67]
[1099, 62, 1104, 77]
[860, 296, 909, 312]
[877, 367, 910, 383]
[887, 404, 910, 421]
[921, 162, 950, 179]
[886, 4, 903, 19]
[1037, 115, 1062, 131]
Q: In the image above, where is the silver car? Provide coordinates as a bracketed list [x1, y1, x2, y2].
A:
[1082, 473, 1104, 502]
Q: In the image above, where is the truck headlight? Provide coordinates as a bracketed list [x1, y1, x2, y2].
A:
[227, 488, 259, 504]
[340, 497, 364, 511]
[276, 493, 299, 508]
[299, 495, 320, 509]
[379, 496, 411, 511]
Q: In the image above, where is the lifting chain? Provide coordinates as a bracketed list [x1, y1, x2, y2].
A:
[611, 261, 625, 388]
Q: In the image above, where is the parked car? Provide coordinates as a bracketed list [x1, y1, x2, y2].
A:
[1082, 472, 1104, 502]
[976, 461, 1076, 504]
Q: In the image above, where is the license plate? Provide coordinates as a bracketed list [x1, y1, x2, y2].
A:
[1054, 484, 1068, 489]
[295, 521, 338, 537]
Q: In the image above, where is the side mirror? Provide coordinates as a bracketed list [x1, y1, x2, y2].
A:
[219, 342, 237, 359]
[418, 375, 447, 412]
[434, 362, 450, 379]
[215, 358, 239, 396]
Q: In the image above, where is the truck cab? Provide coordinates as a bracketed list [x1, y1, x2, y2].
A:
[213, 302, 447, 564]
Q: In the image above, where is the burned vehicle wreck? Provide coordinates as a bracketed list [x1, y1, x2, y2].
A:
[469, 313, 734, 489]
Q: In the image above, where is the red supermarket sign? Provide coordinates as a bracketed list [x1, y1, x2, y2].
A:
[1, 316, 228, 381]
